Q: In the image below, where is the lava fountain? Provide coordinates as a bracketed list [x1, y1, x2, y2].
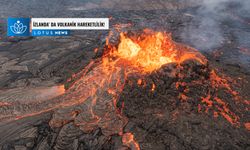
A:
[103, 29, 207, 73]
[0, 29, 246, 149]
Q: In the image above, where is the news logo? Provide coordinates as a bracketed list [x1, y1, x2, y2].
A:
[7, 18, 109, 37]
[7, 18, 30, 36]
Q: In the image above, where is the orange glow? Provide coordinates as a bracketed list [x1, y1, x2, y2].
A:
[1, 29, 245, 141]
[214, 97, 239, 125]
[214, 111, 219, 118]
[245, 122, 250, 131]
[180, 94, 188, 101]
[107, 30, 207, 73]
[199, 88, 240, 125]
[202, 95, 213, 107]
[210, 70, 238, 97]
[116, 32, 175, 72]
[94, 48, 98, 53]
[122, 132, 140, 150]
[102, 30, 244, 127]
[151, 83, 156, 91]
[137, 79, 142, 85]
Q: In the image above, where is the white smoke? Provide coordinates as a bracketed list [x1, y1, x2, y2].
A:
[181, 0, 250, 51]
[181, 0, 228, 51]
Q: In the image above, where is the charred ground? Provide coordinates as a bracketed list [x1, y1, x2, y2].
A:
[0, 1, 250, 150]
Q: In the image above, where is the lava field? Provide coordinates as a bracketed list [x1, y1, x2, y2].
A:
[0, 0, 249, 150]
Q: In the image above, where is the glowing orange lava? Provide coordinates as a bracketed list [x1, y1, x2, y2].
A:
[0, 29, 247, 149]
[245, 122, 250, 131]
[105, 29, 207, 73]
[122, 132, 140, 150]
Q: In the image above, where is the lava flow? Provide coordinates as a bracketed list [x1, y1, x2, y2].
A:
[104, 29, 207, 73]
[0, 29, 248, 149]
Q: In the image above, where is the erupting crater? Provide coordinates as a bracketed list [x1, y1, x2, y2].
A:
[0, 29, 248, 149]
[104, 29, 207, 73]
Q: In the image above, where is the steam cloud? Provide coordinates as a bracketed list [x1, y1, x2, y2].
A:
[181, 0, 250, 51]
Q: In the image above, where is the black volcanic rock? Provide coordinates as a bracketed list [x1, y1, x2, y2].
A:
[118, 61, 250, 150]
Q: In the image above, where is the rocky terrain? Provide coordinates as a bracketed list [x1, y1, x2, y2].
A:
[0, 0, 249, 150]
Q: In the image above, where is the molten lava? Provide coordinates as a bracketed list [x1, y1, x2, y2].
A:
[105, 29, 207, 73]
[122, 132, 140, 150]
[0, 29, 248, 150]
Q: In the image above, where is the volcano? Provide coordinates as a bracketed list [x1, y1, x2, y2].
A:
[0, 29, 249, 150]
